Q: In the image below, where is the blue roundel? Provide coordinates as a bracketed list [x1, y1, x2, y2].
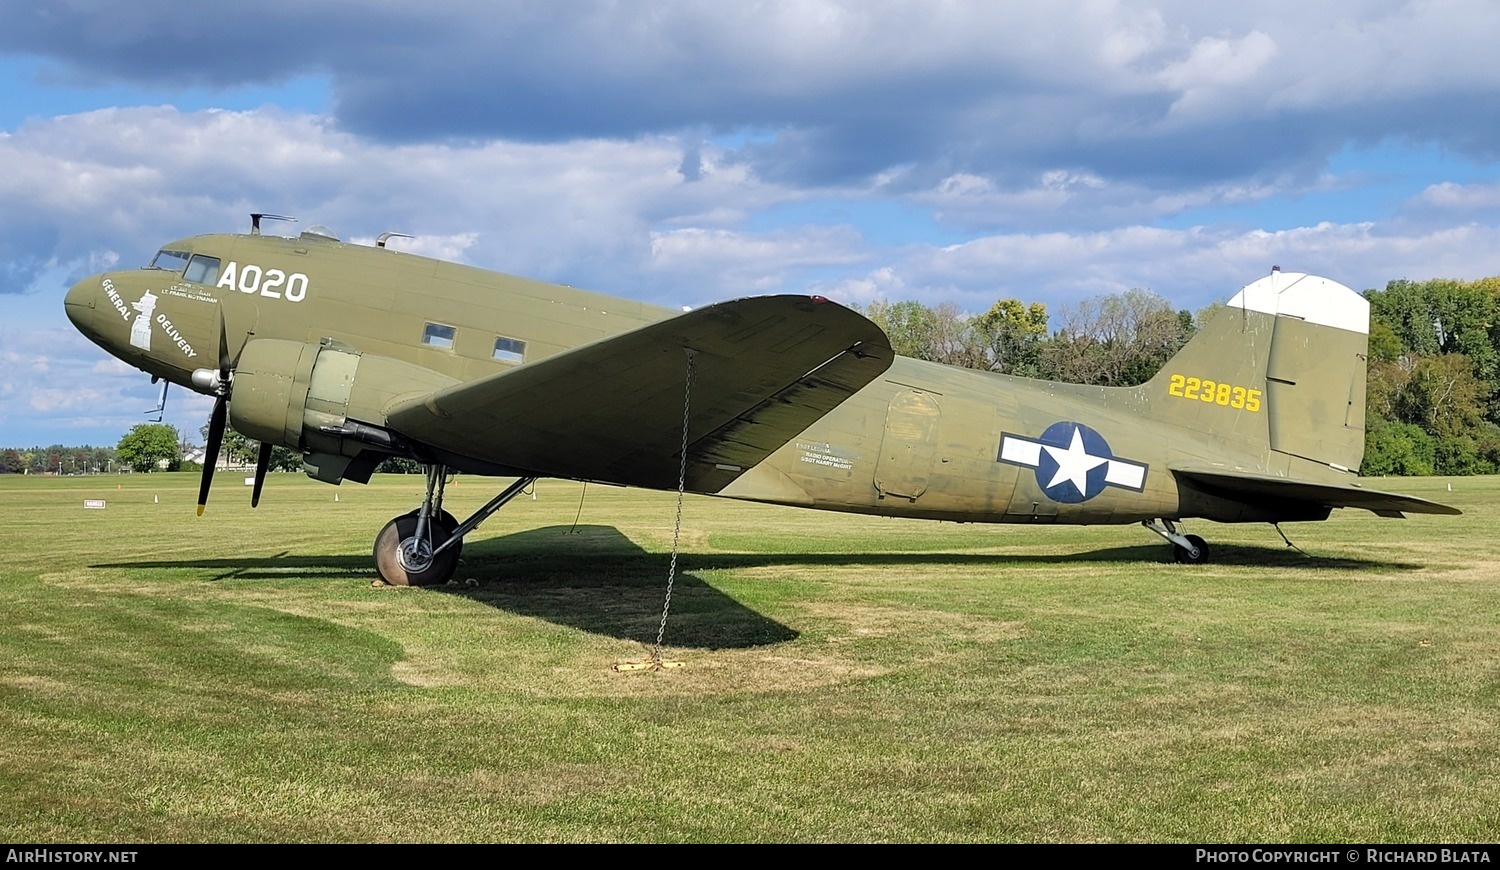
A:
[1034, 421, 1113, 503]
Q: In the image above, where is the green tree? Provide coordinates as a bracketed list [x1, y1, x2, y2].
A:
[267, 444, 303, 472]
[1368, 277, 1500, 419]
[1394, 354, 1488, 436]
[1368, 278, 1446, 358]
[925, 301, 985, 368]
[1041, 289, 1193, 386]
[973, 298, 1048, 376]
[1367, 321, 1405, 366]
[864, 299, 999, 369]
[91, 446, 116, 473]
[1365, 277, 1500, 475]
[1362, 416, 1436, 476]
[1385, 354, 1495, 474]
[117, 424, 182, 473]
[201, 420, 303, 472]
[864, 299, 941, 359]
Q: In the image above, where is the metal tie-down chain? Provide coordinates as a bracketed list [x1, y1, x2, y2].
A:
[617, 348, 694, 672]
[650, 348, 696, 667]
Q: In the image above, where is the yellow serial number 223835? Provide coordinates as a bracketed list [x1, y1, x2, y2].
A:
[1167, 374, 1262, 411]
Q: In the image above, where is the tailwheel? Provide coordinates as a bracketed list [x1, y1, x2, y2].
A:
[1144, 519, 1210, 565]
[374, 511, 461, 586]
[1172, 534, 1209, 565]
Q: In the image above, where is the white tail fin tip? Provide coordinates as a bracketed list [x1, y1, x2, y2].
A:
[1226, 271, 1369, 335]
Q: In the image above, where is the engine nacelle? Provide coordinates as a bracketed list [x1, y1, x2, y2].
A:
[229, 338, 458, 483]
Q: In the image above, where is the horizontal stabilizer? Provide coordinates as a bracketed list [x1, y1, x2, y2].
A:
[385, 295, 893, 490]
[1172, 466, 1462, 517]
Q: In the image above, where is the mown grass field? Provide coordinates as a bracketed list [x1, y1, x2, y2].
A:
[0, 471, 1495, 843]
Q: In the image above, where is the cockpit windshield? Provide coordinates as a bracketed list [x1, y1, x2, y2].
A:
[184, 254, 221, 285]
[149, 249, 191, 273]
[146, 249, 222, 285]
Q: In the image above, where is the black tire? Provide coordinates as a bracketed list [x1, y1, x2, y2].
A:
[374, 511, 461, 586]
[1173, 534, 1209, 565]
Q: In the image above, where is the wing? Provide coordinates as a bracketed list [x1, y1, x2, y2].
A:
[1172, 465, 1462, 518]
[385, 295, 894, 491]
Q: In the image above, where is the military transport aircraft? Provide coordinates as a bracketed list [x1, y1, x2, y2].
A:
[63, 215, 1459, 585]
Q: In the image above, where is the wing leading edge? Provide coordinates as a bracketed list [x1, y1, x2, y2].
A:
[384, 295, 894, 491]
[1172, 465, 1462, 518]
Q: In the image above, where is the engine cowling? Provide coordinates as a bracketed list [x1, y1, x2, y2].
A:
[229, 338, 457, 483]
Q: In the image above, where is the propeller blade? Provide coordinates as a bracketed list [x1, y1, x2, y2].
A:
[198, 396, 227, 516]
[217, 305, 232, 376]
[251, 441, 273, 508]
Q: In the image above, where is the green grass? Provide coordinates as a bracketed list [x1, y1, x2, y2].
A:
[1, 471, 1496, 842]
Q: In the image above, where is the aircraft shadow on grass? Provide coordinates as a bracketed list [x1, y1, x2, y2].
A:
[92, 523, 1420, 647]
[93, 524, 793, 648]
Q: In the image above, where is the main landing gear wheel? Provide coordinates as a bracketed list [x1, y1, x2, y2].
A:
[1173, 534, 1209, 565]
[404, 508, 462, 561]
[374, 468, 537, 587]
[374, 511, 461, 586]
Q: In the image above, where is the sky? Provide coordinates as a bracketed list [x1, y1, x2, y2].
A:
[5, 0, 1500, 449]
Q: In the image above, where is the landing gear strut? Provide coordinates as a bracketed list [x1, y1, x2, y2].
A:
[1143, 519, 1209, 564]
[373, 468, 537, 586]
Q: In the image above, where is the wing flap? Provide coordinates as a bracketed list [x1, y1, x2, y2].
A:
[686, 345, 887, 491]
[1172, 465, 1462, 516]
[384, 295, 893, 490]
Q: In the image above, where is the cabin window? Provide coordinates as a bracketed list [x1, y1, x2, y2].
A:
[149, 249, 190, 273]
[422, 322, 456, 349]
[183, 255, 221, 285]
[492, 336, 527, 364]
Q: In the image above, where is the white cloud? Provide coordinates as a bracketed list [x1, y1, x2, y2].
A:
[814, 266, 909, 307]
[1158, 30, 1278, 121]
[809, 220, 1500, 317]
[1415, 181, 1500, 215]
[89, 357, 135, 376]
[649, 225, 869, 300]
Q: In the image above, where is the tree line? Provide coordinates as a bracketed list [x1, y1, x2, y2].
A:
[863, 276, 1500, 476]
[0, 424, 418, 475]
[0, 444, 119, 475]
[1, 427, 196, 474]
[865, 288, 1197, 386]
[6, 276, 1497, 478]
[1362, 277, 1500, 475]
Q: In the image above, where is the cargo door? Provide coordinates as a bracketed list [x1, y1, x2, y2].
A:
[874, 390, 940, 499]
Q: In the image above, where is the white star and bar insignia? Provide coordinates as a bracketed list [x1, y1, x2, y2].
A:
[998, 421, 1148, 503]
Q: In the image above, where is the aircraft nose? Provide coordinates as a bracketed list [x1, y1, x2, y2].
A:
[64, 276, 97, 335]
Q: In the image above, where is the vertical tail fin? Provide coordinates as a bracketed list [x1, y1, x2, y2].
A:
[1146, 270, 1369, 472]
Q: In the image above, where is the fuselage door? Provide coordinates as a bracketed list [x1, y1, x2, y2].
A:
[874, 389, 940, 499]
